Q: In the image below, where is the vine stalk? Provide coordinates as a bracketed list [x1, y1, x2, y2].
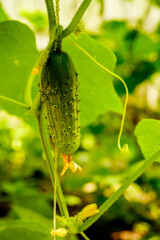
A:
[45, 0, 57, 39]
[62, 0, 92, 38]
[0, 95, 31, 110]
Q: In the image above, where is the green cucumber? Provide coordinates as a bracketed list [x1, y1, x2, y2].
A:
[40, 51, 81, 155]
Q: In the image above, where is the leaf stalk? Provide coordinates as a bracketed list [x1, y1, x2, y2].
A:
[45, 0, 57, 39]
[62, 0, 92, 38]
[0, 95, 31, 110]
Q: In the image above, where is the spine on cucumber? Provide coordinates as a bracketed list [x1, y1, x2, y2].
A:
[40, 50, 81, 155]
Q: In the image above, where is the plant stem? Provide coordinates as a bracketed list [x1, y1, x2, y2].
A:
[62, 0, 92, 38]
[37, 107, 69, 218]
[79, 149, 160, 232]
[55, 0, 60, 26]
[45, 0, 57, 39]
[0, 95, 31, 110]
[25, 69, 38, 106]
[80, 232, 90, 240]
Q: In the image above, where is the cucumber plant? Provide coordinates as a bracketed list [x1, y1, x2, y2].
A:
[0, 0, 160, 240]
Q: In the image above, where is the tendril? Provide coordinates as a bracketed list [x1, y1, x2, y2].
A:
[68, 37, 129, 155]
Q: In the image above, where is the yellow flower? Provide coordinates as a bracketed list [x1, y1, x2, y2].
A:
[51, 228, 68, 238]
[32, 66, 40, 75]
[78, 204, 99, 222]
[61, 155, 82, 176]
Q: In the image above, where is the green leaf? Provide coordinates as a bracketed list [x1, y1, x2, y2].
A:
[21, 11, 48, 32]
[135, 119, 160, 161]
[0, 20, 39, 126]
[132, 33, 159, 60]
[13, 205, 52, 228]
[63, 33, 122, 126]
[0, 3, 8, 22]
[149, 0, 160, 7]
[0, 220, 52, 240]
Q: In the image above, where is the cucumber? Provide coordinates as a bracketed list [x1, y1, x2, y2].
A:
[40, 51, 81, 155]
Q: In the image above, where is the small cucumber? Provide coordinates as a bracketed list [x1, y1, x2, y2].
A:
[40, 51, 81, 155]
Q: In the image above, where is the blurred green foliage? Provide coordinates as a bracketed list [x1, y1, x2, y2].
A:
[0, 3, 8, 22]
[149, 0, 160, 7]
[21, 11, 48, 32]
[0, 0, 160, 240]
[92, 21, 160, 95]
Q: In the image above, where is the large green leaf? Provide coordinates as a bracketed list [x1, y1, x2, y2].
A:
[135, 119, 160, 161]
[63, 34, 122, 126]
[0, 220, 51, 240]
[0, 20, 39, 126]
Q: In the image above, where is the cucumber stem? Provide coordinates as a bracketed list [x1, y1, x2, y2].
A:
[62, 0, 92, 38]
[45, 0, 56, 39]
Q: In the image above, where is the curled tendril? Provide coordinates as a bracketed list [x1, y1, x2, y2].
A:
[121, 144, 129, 155]
[68, 37, 129, 155]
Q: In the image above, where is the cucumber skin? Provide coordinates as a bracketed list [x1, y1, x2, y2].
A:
[40, 51, 81, 155]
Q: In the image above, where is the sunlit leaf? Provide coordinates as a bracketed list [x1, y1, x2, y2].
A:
[13, 205, 52, 228]
[0, 220, 51, 240]
[135, 119, 160, 161]
[21, 11, 48, 32]
[0, 3, 8, 22]
[0, 20, 39, 127]
[63, 33, 122, 126]
[149, 0, 160, 7]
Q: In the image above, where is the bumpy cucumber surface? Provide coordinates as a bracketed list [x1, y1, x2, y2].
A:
[40, 51, 81, 155]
